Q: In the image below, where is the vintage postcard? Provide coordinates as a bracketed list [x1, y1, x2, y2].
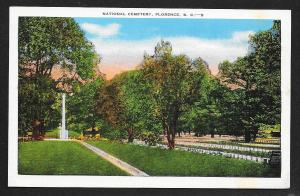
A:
[8, 7, 291, 188]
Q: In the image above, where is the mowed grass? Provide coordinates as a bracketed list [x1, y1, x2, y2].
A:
[88, 140, 279, 177]
[18, 141, 128, 175]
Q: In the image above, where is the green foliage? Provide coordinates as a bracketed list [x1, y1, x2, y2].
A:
[19, 17, 98, 80]
[217, 88, 245, 137]
[18, 17, 100, 136]
[141, 40, 210, 148]
[18, 141, 128, 175]
[18, 76, 59, 135]
[259, 124, 280, 133]
[139, 131, 162, 146]
[96, 70, 161, 142]
[100, 125, 127, 141]
[218, 20, 281, 142]
[96, 80, 122, 127]
[116, 70, 162, 141]
[180, 74, 224, 137]
[67, 78, 105, 132]
[88, 141, 278, 177]
[258, 124, 280, 138]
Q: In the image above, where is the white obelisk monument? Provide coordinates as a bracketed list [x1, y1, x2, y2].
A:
[60, 93, 68, 139]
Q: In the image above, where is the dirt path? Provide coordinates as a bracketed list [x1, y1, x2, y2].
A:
[77, 140, 149, 177]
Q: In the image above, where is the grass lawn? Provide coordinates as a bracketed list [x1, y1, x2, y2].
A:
[18, 141, 128, 175]
[88, 140, 280, 177]
[44, 128, 80, 138]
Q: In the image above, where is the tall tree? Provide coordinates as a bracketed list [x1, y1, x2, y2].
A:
[18, 76, 58, 136]
[115, 70, 161, 142]
[18, 17, 100, 137]
[218, 20, 281, 142]
[141, 40, 205, 149]
[67, 78, 105, 133]
[96, 79, 125, 139]
[178, 58, 213, 137]
[96, 70, 161, 142]
[195, 75, 223, 138]
[19, 17, 98, 81]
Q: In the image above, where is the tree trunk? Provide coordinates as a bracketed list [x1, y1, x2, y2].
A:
[127, 128, 134, 143]
[166, 122, 176, 149]
[171, 131, 176, 149]
[166, 131, 175, 149]
[168, 137, 175, 149]
[169, 109, 179, 149]
[163, 107, 180, 149]
[169, 139, 175, 149]
[252, 130, 258, 141]
[210, 129, 214, 138]
[32, 128, 39, 140]
[32, 119, 44, 140]
[245, 130, 251, 143]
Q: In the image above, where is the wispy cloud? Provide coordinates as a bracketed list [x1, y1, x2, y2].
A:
[231, 31, 254, 42]
[80, 23, 120, 38]
[91, 31, 253, 78]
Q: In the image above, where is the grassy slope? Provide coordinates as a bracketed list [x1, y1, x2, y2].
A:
[18, 141, 128, 175]
[88, 141, 279, 177]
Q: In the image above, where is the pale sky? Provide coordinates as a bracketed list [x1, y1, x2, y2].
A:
[75, 18, 273, 79]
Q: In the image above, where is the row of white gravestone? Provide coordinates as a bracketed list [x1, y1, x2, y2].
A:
[176, 142, 273, 153]
[132, 140, 270, 163]
[182, 146, 269, 163]
[202, 143, 271, 153]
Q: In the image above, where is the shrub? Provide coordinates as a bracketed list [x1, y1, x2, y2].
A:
[44, 128, 80, 139]
[94, 134, 101, 140]
[100, 127, 126, 141]
[139, 131, 161, 146]
[78, 134, 84, 140]
[258, 124, 281, 138]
